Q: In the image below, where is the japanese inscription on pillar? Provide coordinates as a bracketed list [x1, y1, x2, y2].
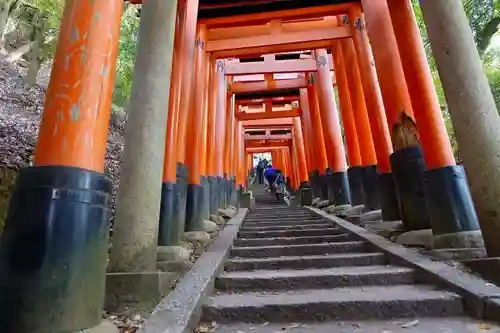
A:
[216, 60, 225, 73]
[341, 15, 349, 26]
[355, 18, 365, 31]
[195, 39, 205, 50]
[316, 55, 329, 70]
[308, 74, 316, 85]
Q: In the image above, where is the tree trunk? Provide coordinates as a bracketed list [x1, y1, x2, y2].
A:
[24, 13, 43, 87]
[0, 0, 11, 46]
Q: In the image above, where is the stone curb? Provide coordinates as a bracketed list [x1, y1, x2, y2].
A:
[139, 209, 248, 333]
[308, 207, 500, 321]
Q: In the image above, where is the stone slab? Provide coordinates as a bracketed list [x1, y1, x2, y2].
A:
[461, 257, 500, 287]
[239, 223, 334, 232]
[105, 271, 178, 314]
[230, 241, 366, 258]
[233, 233, 353, 247]
[203, 285, 463, 322]
[216, 265, 415, 291]
[224, 252, 386, 272]
[238, 227, 343, 238]
[424, 248, 487, 261]
[308, 207, 500, 319]
[79, 320, 119, 333]
[207, 317, 500, 333]
[138, 209, 248, 333]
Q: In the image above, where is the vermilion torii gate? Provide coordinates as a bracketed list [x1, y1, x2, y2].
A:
[0, 0, 499, 332]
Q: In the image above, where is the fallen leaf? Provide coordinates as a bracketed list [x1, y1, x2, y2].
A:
[401, 320, 419, 328]
[478, 323, 491, 330]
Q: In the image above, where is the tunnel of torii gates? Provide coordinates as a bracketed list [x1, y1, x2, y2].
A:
[0, 0, 499, 331]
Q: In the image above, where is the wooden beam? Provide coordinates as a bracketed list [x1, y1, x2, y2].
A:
[236, 109, 300, 121]
[198, 3, 356, 28]
[207, 18, 338, 40]
[244, 134, 293, 141]
[246, 140, 290, 149]
[231, 77, 308, 94]
[242, 118, 295, 127]
[208, 26, 350, 58]
[226, 56, 333, 75]
[236, 96, 300, 105]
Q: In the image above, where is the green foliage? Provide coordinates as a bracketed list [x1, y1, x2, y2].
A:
[112, 5, 140, 108]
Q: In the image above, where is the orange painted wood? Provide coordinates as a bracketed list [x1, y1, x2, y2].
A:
[341, 36, 378, 167]
[176, 0, 199, 164]
[35, 0, 123, 171]
[387, 0, 455, 168]
[293, 117, 309, 182]
[314, 49, 347, 173]
[214, 60, 228, 177]
[231, 77, 308, 93]
[361, 0, 414, 129]
[186, 24, 206, 185]
[299, 88, 316, 173]
[208, 26, 350, 58]
[206, 57, 218, 177]
[236, 110, 301, 121]
[162, 0, 186, 182]
[348, 5, 393, 173]
[198, 3, 355, 28]
[332, 42, 362, 168]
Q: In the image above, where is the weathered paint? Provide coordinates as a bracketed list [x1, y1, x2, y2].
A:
[35, 0, 123, 171]
[387, 0, 455, 169]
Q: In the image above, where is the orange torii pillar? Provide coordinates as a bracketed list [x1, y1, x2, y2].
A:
[307, 74, 329, 200]
[214, 60, 228, 209]
[340, 22, 380, 212]
[156, 0, 197, 261]
[0, 1, 123, 331]
[206, 58, 222, 214]
[314, 49, 351, 206]
[222, 88, 235, 208]
[362, 0, 433, 230]
[331, 42, 364, 206]
[299, 88, 316, 174]
[183, 23, 215, 239]
[232, 119, 242, 202]
[293, 117, 309, 186]
[348, 6, 400, 221]
[388, 0, 482, 248]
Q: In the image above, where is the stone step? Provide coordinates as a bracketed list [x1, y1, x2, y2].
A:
[238, 227, 344, 238]
[233, 233, 354, 247]
[216, 265, 416, 291]
[242, 218, 323, 225]
[246, 213, 317, 219]
[224, 252, 386, 271]
[239, 223, 334, 232]
[230, 241, 367, 258]
[206, 317, 500, 333]
[203, 285, 463, 323]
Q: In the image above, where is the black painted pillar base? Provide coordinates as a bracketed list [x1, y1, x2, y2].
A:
[185, 181, 204, 232]
[229, 176, 238, 207]
[320, 171, 329, 200]
[173, 162, 189, 235]
[217, 176, 224, 209]
[158, 181, 179, 246]
[423, 165, 481, 240]
[327, 170, 351, 206]
[0, 166, 112, 332]
[378, 172, 401, 222]
[299, 181, 312, 206]
[390, 146, 431, 230]
[348, 166, 364, 206]
[207, 176, 218, 214]
[308, 170, 320, 199]
[361, 165, 380, 211]
[325, 168, 335, 202]
[200, 176, 210, 221]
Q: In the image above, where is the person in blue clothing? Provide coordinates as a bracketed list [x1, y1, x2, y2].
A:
[264, 164, 284, 198]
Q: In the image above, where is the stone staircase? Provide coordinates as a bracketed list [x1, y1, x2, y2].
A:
[199, 205, 500, 332]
